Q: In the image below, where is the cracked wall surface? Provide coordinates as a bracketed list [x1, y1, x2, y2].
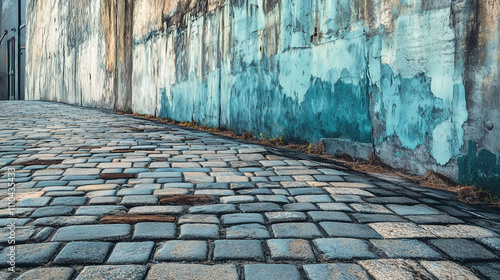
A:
[26, 0, 500, 195]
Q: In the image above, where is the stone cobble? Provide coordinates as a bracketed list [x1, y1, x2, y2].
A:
[0, 101, 499, 279]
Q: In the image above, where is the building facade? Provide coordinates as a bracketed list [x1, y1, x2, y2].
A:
[0, 0, 26, 100]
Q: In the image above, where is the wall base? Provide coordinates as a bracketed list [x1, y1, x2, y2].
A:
[321, 138, 374, 160]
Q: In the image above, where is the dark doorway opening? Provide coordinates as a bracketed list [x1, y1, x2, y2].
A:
[7, 38, 16, 100]
[19, 25, 26, 100]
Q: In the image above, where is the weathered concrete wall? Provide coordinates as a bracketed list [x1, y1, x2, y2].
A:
[26, 0, 500, 195]
[132, 0, 373, 142]
[456, 0, 500, 195]
[26, 0, 132, 110]
[27, 0, 109, 107]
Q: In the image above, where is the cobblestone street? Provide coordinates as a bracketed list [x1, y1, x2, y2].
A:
[0, 101, 499, 279]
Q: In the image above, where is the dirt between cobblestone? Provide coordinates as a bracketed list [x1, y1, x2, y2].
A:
[99, 173, 136, 180]
[159, 195, 216, 206]
[17, 160, 63, 166]
[100, 214, 176, 224]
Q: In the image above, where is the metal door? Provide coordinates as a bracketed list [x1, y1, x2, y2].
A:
[7, 38, 16, 100]
[19, 26, 26, 100]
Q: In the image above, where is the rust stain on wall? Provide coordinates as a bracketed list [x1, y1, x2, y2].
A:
[133, 0, 164, 39]
[115, 0, 133, 111]
[101, 0, 117, 73]
[207, 0, 223, 12]
[378, 0, 402, 33]
[163, 0, 178, 16]
[477, 0, 500, 62]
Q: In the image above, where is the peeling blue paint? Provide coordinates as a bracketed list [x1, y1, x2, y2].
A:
[228, 69, 371, 143]
[374, 65, 449, 149]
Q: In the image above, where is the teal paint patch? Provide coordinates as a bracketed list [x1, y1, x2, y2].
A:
[192, 70, 221, 127]
[159, 88, 168, 118]
[299, 77, 372, 143]
[228, 67, 372, 144]
[159, 82, 195, 122]
[429, 83, 467, 165]
[374, 64, 449, 149]
[458, 141, 500, 196]
[160, 73, 220, 127]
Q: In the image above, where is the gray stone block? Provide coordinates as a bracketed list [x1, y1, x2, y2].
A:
[225, 223, 270, 239]
[33, 216, 99, 226]
[121, 195, 158, 206]
[365, 197, 419, 204]
[240, 202, 282, 212]
[180, 223, 219, 239]
[317, 203, 353, 212]
[133, 222, 175, 240]
[107, 241, 155, 264]
[0, 242, 60, 267]
[265, 212, 307, 223]
[52, 224, 131, 241]
[303, 264, 370, 280]
[320, 222, 382, 238]
[89, 196, 120, 205]
[0, 226, 36, 243]
[221, 213, 265, 225]
[75, 205, 127, 216]
[33, 227, 54, 242]
[283, 203, 317, 211]
[187, 204, 237, 214]
[272, 223, 322, 239]
[50, 196, 88, 206]
[314, 238, 377, 260]
[321, 138, 374, 160]
[31, 206, 73, 218]
[370, 239, 442, 259]
[244, 264, 301, 280]
[154, 240, 208, 261]
[213, 240, 264, 261]
[430, 239, 499, 261]
[308, 211, 352, 222]
[76, 265, 147, 280]
[17, 267, 74, 280]
[350, 203, 392, 214]
[267, 239, 315, 261]
[352, 213, 406, 223]
[405, 214, 464, 224]
[17, 197, 51, 207]
[238, 188, 273, 195]
[468, 262, 500, 280]
[147, 264, 238, 280]
[477, 238, 500, 251]
[288, 188, 325, 196]
[116, 188, 153, 196]
[54, 242, 112, 264]
[178, 214, 220, 224]
[386, 204, 441, 215]
[256, 195, 289, 204]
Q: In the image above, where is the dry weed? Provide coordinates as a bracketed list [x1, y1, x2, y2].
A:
[242, 131, 253, 140]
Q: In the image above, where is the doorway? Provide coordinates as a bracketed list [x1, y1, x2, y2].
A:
[7, 38, 16, 100]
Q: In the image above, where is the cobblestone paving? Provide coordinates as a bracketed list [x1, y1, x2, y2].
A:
[1, 101, 500, 279]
